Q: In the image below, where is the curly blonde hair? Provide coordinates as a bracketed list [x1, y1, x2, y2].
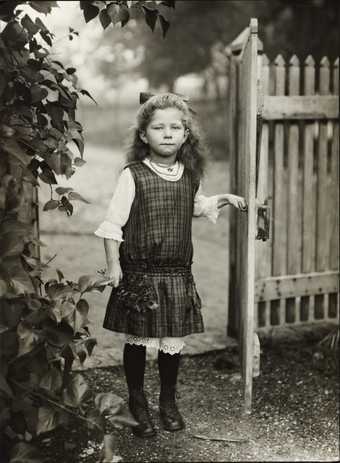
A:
[126, 93, 206, 181]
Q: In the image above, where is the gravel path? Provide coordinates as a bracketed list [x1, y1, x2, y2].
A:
[41, 330, 339, 462]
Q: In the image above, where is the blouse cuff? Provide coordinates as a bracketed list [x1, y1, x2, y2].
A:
[94, 220, 124, 241]
[204, 196, 220, 224]
[194, 195, 220, 224]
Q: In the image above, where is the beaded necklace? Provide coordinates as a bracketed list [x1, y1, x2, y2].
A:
[149, 159, 179, 176]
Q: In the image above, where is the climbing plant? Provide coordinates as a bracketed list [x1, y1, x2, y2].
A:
[0, 1, 175, 461]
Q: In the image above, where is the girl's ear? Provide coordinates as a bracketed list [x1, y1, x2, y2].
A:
[139, 130, 148, 144]
[183, 128, 190, 143]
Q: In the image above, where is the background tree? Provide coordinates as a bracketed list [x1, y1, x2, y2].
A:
[96, 0, 339, 91]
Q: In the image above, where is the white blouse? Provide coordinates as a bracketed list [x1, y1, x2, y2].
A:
[94, 158, 220, 242]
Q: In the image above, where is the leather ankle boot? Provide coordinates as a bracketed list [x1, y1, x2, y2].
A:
[159, 387, 185, 432]
[129, 390, 156, 438]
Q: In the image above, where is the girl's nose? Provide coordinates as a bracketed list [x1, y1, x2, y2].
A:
[163, 128, 172, 138]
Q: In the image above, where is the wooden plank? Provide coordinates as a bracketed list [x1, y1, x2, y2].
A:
[294, 296, 301, 323]
[272, 55, 287, 276]
[255, 54, 271, 280]
[287, 55, 301, 276]
[302, 55, 316, 273]
[238, 18, 258, 414]
[264, 300, 270, 327]
[329, 122, 339, 270]
[227, 53, 238, 337]
[329, 57, 339, 270]
[333, 57, 339, 94]
[255, 270, 339, 302]
[316, 57, 331, 271]
[262, 95, 338, 120]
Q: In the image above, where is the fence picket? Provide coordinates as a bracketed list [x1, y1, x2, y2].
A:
[286, 55, 301, 321]
[273, 55, 287, 276]
[329, 122, 339, 270]
[330, 58, 339, 270]
[302, 55, 316, 274]
[316, 57, 331, 271]
[333, 57, 339, 93]
[256, 54, 271, 281]
[287, 55, 301, 275]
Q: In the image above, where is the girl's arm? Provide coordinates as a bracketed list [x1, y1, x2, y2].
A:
[104, 238, 122, 287]
[94, 168, 135, 286]
[217, 193, 247, 211]
[193, 184, 247, 223]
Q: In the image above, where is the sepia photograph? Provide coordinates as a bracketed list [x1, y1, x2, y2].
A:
[0, 1, 339, 462]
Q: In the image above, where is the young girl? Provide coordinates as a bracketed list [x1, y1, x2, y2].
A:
[94, 93, 247, 438]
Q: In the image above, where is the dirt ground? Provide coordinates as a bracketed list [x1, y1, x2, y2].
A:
[40, 327, 339, 463]
[37, 145, 339, 461]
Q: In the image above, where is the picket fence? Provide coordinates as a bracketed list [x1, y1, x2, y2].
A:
[228, 46, 339, 333]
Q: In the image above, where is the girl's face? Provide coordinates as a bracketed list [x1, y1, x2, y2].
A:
[139, 107, 188, 162]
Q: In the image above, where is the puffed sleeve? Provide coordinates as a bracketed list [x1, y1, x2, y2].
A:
[193, 182, 220, 224]
[94, 168, 135, 241]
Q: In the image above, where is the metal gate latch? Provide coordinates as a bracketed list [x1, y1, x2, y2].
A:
[256, 204, 270, 241]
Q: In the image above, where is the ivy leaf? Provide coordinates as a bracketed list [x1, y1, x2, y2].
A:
[68, 191, 90, 204]
[56, 269, 64, 282]
[118, 4, 130, 26]
[29, 1, 59, 15]
[35, 17, 49, 32]
[161, 0, 176, 7]
[43, 319, 73, 348]
[110, 410, 138, 428]
[78, 275, 97, 293]
[21, 14, 40, 37]
[83, 337, 97, 357]
[17, 321, 38, 356]
[74, 156, 86, 167]
[94, 392, 124, 415]
[43, 200, 59, 211]
[106, 3, 120, 23]
[79, 89, 97, 105]
[60, 196, 73, 216]
[36, 406, 59, 435]
[39, 367, 62, 394]
[62, 374, 89, 407]
[38, 162, 57, 185]
[9, 442, 43, 463]
[159, 14, 170, 37]
[142, 7, 158, 32]
[46, 104, 64, 132]
[1, 139, 31, 166]
[86, 408, 105, 431]
[66, 67, 76, 75]
[80, 2, 99, 23]
[2, 21, 28, 49]
[72, 138, 84, 157]
[55, 186, 73, 195]
[99, 9, 111, 29]
[76, 299, 90, 328]
[40, 31, 52, 47]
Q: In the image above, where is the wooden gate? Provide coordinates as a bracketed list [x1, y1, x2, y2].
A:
[227, 19, 339, 413]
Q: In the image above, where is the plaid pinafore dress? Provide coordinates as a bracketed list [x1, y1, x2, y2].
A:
[103, 161, 204, 338]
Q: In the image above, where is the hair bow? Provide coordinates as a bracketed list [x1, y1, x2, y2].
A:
[139, 92, 196, 114]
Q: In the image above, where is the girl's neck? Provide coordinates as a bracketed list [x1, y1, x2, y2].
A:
[149, 153, 177, 166]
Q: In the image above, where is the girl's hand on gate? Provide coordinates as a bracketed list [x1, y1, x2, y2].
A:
[227, 194, 248, 211]
[105, 261, 123, 287]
